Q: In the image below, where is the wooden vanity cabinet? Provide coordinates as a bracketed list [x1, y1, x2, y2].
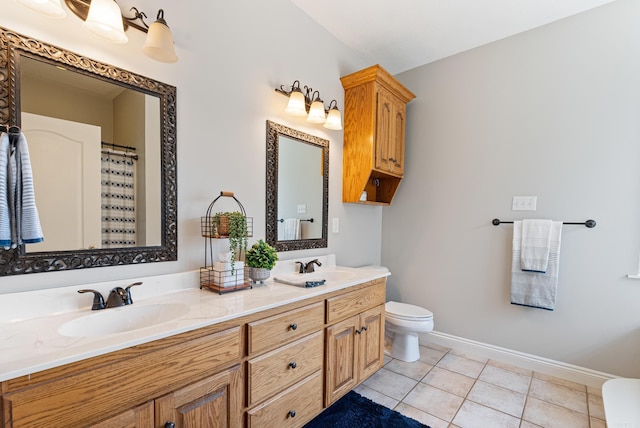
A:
[1, 325, 243, 428]
[325, 281, 386, 406]
[1, 278, 388, 428]
[340, 64, 415, 205]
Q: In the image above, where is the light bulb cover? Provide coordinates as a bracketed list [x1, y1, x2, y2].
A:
[323, 104, 342, 130]
[307, 99, 326, 123]
[142, 11, 178, 63]
[83, 0, 128, 44]
[16, 0, 66, 18]
[285, 89, 308, 117]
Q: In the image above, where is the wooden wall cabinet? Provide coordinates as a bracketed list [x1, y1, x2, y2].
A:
[341, 64, 416, 205]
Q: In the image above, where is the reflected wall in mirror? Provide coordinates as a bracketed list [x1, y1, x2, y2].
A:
[266, 120, 329, 251]
[0, 27, 177, 275]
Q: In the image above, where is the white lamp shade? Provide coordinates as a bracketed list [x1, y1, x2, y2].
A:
[323, 107, 342, 130]
[142, 20, 178, 63]
[16, 0, 66, 18]
[307, 100, 326, 123]
[285, 90, 307, 117]
[83, 0, 128, 44]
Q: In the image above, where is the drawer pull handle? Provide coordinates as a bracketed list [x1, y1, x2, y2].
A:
[289, 361, 297, 369]
[289, 410, 297, 418]
[290, 323, 298, 330]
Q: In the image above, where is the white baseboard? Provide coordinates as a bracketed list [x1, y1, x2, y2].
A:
[420, 331, 616, 389]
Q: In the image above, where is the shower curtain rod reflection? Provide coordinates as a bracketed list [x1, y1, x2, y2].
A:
[101, 148, 138, 160]
[492, 218, 596, 228]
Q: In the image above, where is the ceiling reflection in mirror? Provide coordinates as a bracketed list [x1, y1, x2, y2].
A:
[266, 121, 328, 251]
[0, 26, 177, 275]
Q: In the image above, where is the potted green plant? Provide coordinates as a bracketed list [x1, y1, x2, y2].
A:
[212, 211, 248, 273]
[246, 239, 278, 284]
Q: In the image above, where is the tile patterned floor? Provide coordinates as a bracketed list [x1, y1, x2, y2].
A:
[354, 343, 606, 428]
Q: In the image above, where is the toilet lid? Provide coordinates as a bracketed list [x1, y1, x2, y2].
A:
[386, 301, 433, 321]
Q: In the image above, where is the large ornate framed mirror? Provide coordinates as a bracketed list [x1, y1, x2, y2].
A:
[0, 27, 177, 275]
[266, 120, 328, 251]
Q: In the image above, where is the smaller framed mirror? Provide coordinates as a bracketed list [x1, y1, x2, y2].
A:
[266, 121, 329, 251]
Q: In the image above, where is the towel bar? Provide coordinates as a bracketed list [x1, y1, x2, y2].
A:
[492, 219, 596, 228]
[278, 218, 314, 223]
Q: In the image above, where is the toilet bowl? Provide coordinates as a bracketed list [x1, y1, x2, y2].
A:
[385, 301, 434, 362]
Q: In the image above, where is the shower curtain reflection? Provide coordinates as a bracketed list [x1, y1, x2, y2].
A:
[101, 149, 137, 248]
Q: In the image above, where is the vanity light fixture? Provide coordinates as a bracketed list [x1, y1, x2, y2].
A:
[276, 80, 342, 130]
[16, 0, 178, 63]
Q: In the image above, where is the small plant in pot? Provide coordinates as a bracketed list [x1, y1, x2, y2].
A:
[212, 211, 248, 273]
[246, 239, 278, 284]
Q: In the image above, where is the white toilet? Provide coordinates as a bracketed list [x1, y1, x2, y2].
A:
[385, 301, 434, 362]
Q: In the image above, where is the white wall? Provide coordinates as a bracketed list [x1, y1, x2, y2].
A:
[384, 0, 640, 378]
[0, 0, 382, 293]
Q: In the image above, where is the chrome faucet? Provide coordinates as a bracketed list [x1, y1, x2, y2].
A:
[78, 282, 143, 310]
[295, 259, 322, 274]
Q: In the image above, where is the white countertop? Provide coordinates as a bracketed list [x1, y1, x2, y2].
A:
[0, 259, 389, 382]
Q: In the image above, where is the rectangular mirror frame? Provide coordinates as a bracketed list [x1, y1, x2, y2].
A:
[0, 27, 177, 275]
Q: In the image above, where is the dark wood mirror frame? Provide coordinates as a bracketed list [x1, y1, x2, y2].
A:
[265, 120, 329, 251]
[0, 27, 177, 275]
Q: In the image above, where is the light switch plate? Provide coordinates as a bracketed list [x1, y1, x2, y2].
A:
[297, 204, 306, 214]
[332, 218, 340, 233]
[512, 196, 537, 211]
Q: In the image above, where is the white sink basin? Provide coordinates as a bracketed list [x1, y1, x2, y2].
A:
[58, 303, 190, 337]
[274, 269, 356, 286]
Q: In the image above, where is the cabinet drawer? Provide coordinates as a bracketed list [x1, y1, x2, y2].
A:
[247, 330, 323, 406]
[326, 281, 386, 324]
[247, 371, 323, 428]
[248, 302, 324, 355]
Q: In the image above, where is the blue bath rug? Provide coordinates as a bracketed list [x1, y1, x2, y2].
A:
[304, 391, 430, 428]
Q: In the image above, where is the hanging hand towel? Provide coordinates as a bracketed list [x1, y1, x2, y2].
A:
[282, 218, 301, 240]
[0, 131, 43, 249]
[511, 220, 562, 310]
[520, 219, 553, 272]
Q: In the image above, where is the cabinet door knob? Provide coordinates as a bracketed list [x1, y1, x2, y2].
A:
[362, 326, 368, 331]
[289, 361, 297, 369]
[290, 323, 298, 330]
[356, 329, 362, 335]
[288, 410, 296, 418]
[165, 423, 175, 428]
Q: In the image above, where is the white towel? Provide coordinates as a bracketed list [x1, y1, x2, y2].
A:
[282, 218, 301, 240]
[0, 131, 44, 249]
[511, 220, 562, 310]
[520, 219, 553, 272]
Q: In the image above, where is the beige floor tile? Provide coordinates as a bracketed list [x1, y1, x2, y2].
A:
[529, 377, 588, 414]
[452, 400, 520, 428]
[353, 384, 399, 409]
[385, 358, 434, 380]
[420, 341, 451, 353]
[436, 353, 486, 379]
[421, 366, 476, 397]
[394, 403, 449, 428]
[466, 380, 526, 418]
[383, 354, 393, 366]
[361, 367, 418, 401]
[419, 344, 448, 365]
[589, 417, 606, 428]
[479, 364, 531, 394]
[587, 393, 605, 420]
[587, 384, 602, 397]
[402, 382, 464, 422]
[519, 421, 543, 428]
[522, 397, 589, 428]
[533, 372, 587, 392]
[487, 359, 533, 377]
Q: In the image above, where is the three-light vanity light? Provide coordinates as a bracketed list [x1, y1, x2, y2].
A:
[275, 80, 343, 131]
[14, 0, 178, 63]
